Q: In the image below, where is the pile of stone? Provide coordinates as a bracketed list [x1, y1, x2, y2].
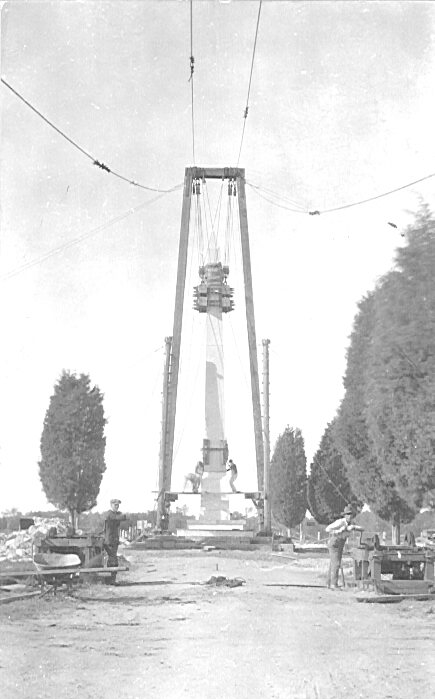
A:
[0, 517, 68, 564]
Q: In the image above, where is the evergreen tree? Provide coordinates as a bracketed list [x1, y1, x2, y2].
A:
[270, 426, 307, 530]
[307, 419, 358, 525]
[335, 294, 415, 531]
[365, 209, 435, 510]
[39, 371, 107, 528]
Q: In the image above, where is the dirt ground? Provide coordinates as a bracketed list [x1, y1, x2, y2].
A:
[1, 548, 434, 699]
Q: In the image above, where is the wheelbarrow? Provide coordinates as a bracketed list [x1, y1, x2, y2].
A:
[33, 552, 81, 592]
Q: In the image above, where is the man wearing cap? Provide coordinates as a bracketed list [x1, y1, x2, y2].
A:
[103, 498, 127, 584]
[325, 505, 363, 589]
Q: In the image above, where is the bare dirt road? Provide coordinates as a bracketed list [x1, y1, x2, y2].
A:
[1, 549, 434, 699]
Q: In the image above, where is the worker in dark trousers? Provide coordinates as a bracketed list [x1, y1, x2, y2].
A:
[325, 504, 363, 589]
[103, 498, 127, 585]
[226, 459, 238, 493]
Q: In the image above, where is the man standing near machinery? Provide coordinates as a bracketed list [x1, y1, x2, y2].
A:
[325, 504, 363, 589]
[103, 498, 127, 585]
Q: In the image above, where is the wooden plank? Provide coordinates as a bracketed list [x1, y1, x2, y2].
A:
[0, 566, 128, 578]
[40, 537, 103, 546]
[153, 491, 261, 497]
[0, 590, 43, 605]
[189, 167, 244, 180]
[265, 583, 325, 589]
[356, 593, 435, 604]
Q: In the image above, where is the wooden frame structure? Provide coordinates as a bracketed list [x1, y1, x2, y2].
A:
[156, 167, 264, 527]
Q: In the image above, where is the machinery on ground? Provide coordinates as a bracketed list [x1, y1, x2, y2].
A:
[350, 531, 435, 597]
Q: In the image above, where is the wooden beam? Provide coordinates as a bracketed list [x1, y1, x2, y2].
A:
[157, 336, 172, 503]
[0, 566, 129, 578]
[157, 169, 193, 530]
[188, 167, 245, 180]
[262, 339, 272, 534]
[236, 173, 264, 489]
[156, 491, 262, 497]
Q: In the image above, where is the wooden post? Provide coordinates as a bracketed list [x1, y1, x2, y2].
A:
[371, 553, 382, 584]
[424, 554, 434, 582]
[163, 169, 193, 490]
[156, 336, 173, 528]
[262, 339, 271, 535]
[392, 515, 401, 545]
[237, 173, 264, 489]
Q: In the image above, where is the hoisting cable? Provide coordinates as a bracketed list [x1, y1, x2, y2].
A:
[193, 178, 204, 267]
[173, 204, 203, 464]
[236, 0, 263, 167]
[197, 180, 208, 266]
[1, 77, 180, 194]
[211, 180, 225, 258]
[247, 171, 435, 217]
[247, 180, 307, 211]
[307, 171, 435, 215]
[0, 189, 180, 282]
[224, 179, 236, 267]
[310, 452, 352, 504]
[204, 179, 224, 260]
[228, 180, 241, 267]
[247, 181, 308, 213]
[203, 180, 217, 262]
[189, 0, 196, 164]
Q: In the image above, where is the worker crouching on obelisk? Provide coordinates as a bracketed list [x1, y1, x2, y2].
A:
[103, 498, 128, 585]
[183, 461, 204, 493]
[325, 504, 363, 589]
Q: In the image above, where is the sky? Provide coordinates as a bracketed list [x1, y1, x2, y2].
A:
[1, 0, 435, 515]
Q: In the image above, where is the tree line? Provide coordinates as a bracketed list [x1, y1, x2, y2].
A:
[270, 207, 435, 537]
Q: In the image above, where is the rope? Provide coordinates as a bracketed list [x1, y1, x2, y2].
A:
[248, 170, 435, 217]
[172, 214, 202, 465]
[0, 189, 181, 282]
[308, 171, 435, 215]
[310, 452, 350, 504]
[247, 180, 307, 211]
[236, 1, 263, 166]
[1, 78, 179, 194]
[204, 180, 223, 259]
[194, 182, 204, 267]
[247, 181, 308, 214]
[189, 0, 196, 164]
[224, 183, 235, 266]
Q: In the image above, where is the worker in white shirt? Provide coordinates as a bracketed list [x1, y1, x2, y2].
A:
[325, 504, 363, 589]
[226, 459, 238, 493]
[183, 461, 204, 493]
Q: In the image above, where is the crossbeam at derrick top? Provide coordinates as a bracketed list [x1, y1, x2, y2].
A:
[187, 166, 245, 180]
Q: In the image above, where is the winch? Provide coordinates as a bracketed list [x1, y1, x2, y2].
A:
[350, 532, 435, 596]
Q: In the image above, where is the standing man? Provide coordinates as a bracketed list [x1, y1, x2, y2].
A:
[325, 504, 363, 589]
[226, 459, 238, 493]
[103, 498, 127, 585]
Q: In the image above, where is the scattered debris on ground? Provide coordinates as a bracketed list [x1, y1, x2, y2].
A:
[0, 518, 68, 565]
[205, 575, 246, 587]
